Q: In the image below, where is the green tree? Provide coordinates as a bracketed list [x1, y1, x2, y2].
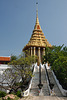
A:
[11, 55, 17, 61]
[0, 51, 37, 93]
[43, 45, 67, 89]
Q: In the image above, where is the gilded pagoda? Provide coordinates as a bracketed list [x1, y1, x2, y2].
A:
[23, 7, 52, 64]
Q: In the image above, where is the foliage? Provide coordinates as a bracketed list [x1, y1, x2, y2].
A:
[11, 55, 17, 61]
[43, 45, 67, 89]
[0, 91, 6, 98]
[7, 97, 12, 100]
[16, 91, 21, 97]
[0, 51, 37, 94]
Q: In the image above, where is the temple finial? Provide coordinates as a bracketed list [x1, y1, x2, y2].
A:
[36, 2, 39, 24]
[36, 2, 38, 17]
[34, 2, 42, 31]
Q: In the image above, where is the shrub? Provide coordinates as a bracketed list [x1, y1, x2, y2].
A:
[0, 91, 6, 98]
[16, 91, 21, 97]
[7, 97, 12, 100]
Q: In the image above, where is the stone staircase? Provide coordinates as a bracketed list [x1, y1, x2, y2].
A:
[30, 67, 39, 96]
[19, 96, 67, 100]
[41, 68, 50, 96]
[47, 68, 62, 97]
[30, 65, 64, 97]
[30, 66, 50, 96]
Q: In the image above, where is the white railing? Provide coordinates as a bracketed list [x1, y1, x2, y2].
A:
[45, 63, 67, 96]
[52, 71, 67, 96]
[21, 63, 37, 97]
[44, 64, 51, 95]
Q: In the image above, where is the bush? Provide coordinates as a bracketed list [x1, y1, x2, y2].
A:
[44, 45, 67, 90]
[16, 91, 21, 97]
[7, 97, 12, 100]
[0, 91, 6, 98]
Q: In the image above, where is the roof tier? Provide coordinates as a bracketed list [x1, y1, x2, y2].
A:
[23, 10, 52, 51]
[0, 57, 11, 61]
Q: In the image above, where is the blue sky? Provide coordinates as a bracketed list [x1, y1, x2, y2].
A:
[0, 0, 67, 56]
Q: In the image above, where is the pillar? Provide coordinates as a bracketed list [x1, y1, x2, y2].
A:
[31, 47, 32, 56]
[34, 47, 36, 56]
[43, 48, 45, 56]
[38, 47, 41, 64]
[43, 48, 45, 64]
[34, 47, 36, 63]
[28, 48, 30, 55]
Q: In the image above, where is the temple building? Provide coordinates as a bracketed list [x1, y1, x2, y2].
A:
[23, 6, 52, 64]
[0, 56, 11, 64]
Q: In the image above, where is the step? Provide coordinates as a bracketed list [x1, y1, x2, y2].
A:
[47, 69, 62, 97]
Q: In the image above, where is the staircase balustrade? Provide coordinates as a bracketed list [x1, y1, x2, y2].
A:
[38, 64, 43, 90]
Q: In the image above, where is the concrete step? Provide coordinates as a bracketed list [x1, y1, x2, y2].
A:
[19, 96, 67, 100]
[41, 70, 50, 96]
[30, 66, 63, 97]
[30, 67, 50, 96]
[47, 69, 62, 97]
[30, 68, 39, 96]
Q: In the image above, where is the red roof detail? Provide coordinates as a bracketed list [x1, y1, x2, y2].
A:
[37, 25, 40, 29]
[0, 57, 11, 61]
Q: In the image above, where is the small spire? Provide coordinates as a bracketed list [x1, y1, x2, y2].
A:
[33, 2, 42, 31]
[36, 2, 38, 17]
[36, 2, 39, 24]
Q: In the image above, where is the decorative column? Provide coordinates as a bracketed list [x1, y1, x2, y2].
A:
[34, 47, 36, 63]
[43, 48, 45, 56]
[43, 48, 45, 64]
[31, 47, 32, 56]
[29, 48, 30, 55]
[34, 47, 36, 56]
[38, 47, 41, 64]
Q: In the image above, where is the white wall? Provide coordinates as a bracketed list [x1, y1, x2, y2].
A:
[0, 64, 11, 74]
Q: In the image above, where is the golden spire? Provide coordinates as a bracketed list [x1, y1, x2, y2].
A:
[34, 2, 42, 31]
[23, 2, 52, 51]
[36, 2, 39, 24]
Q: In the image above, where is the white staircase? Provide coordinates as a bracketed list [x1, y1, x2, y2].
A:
[41, 69, 50, 96]
[30, 66, 49, 96]
[30, 67, 39, 96]
[47, 68, 62, 97]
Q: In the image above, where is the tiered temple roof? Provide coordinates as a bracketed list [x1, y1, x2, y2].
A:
[23, 9, 52, 51]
